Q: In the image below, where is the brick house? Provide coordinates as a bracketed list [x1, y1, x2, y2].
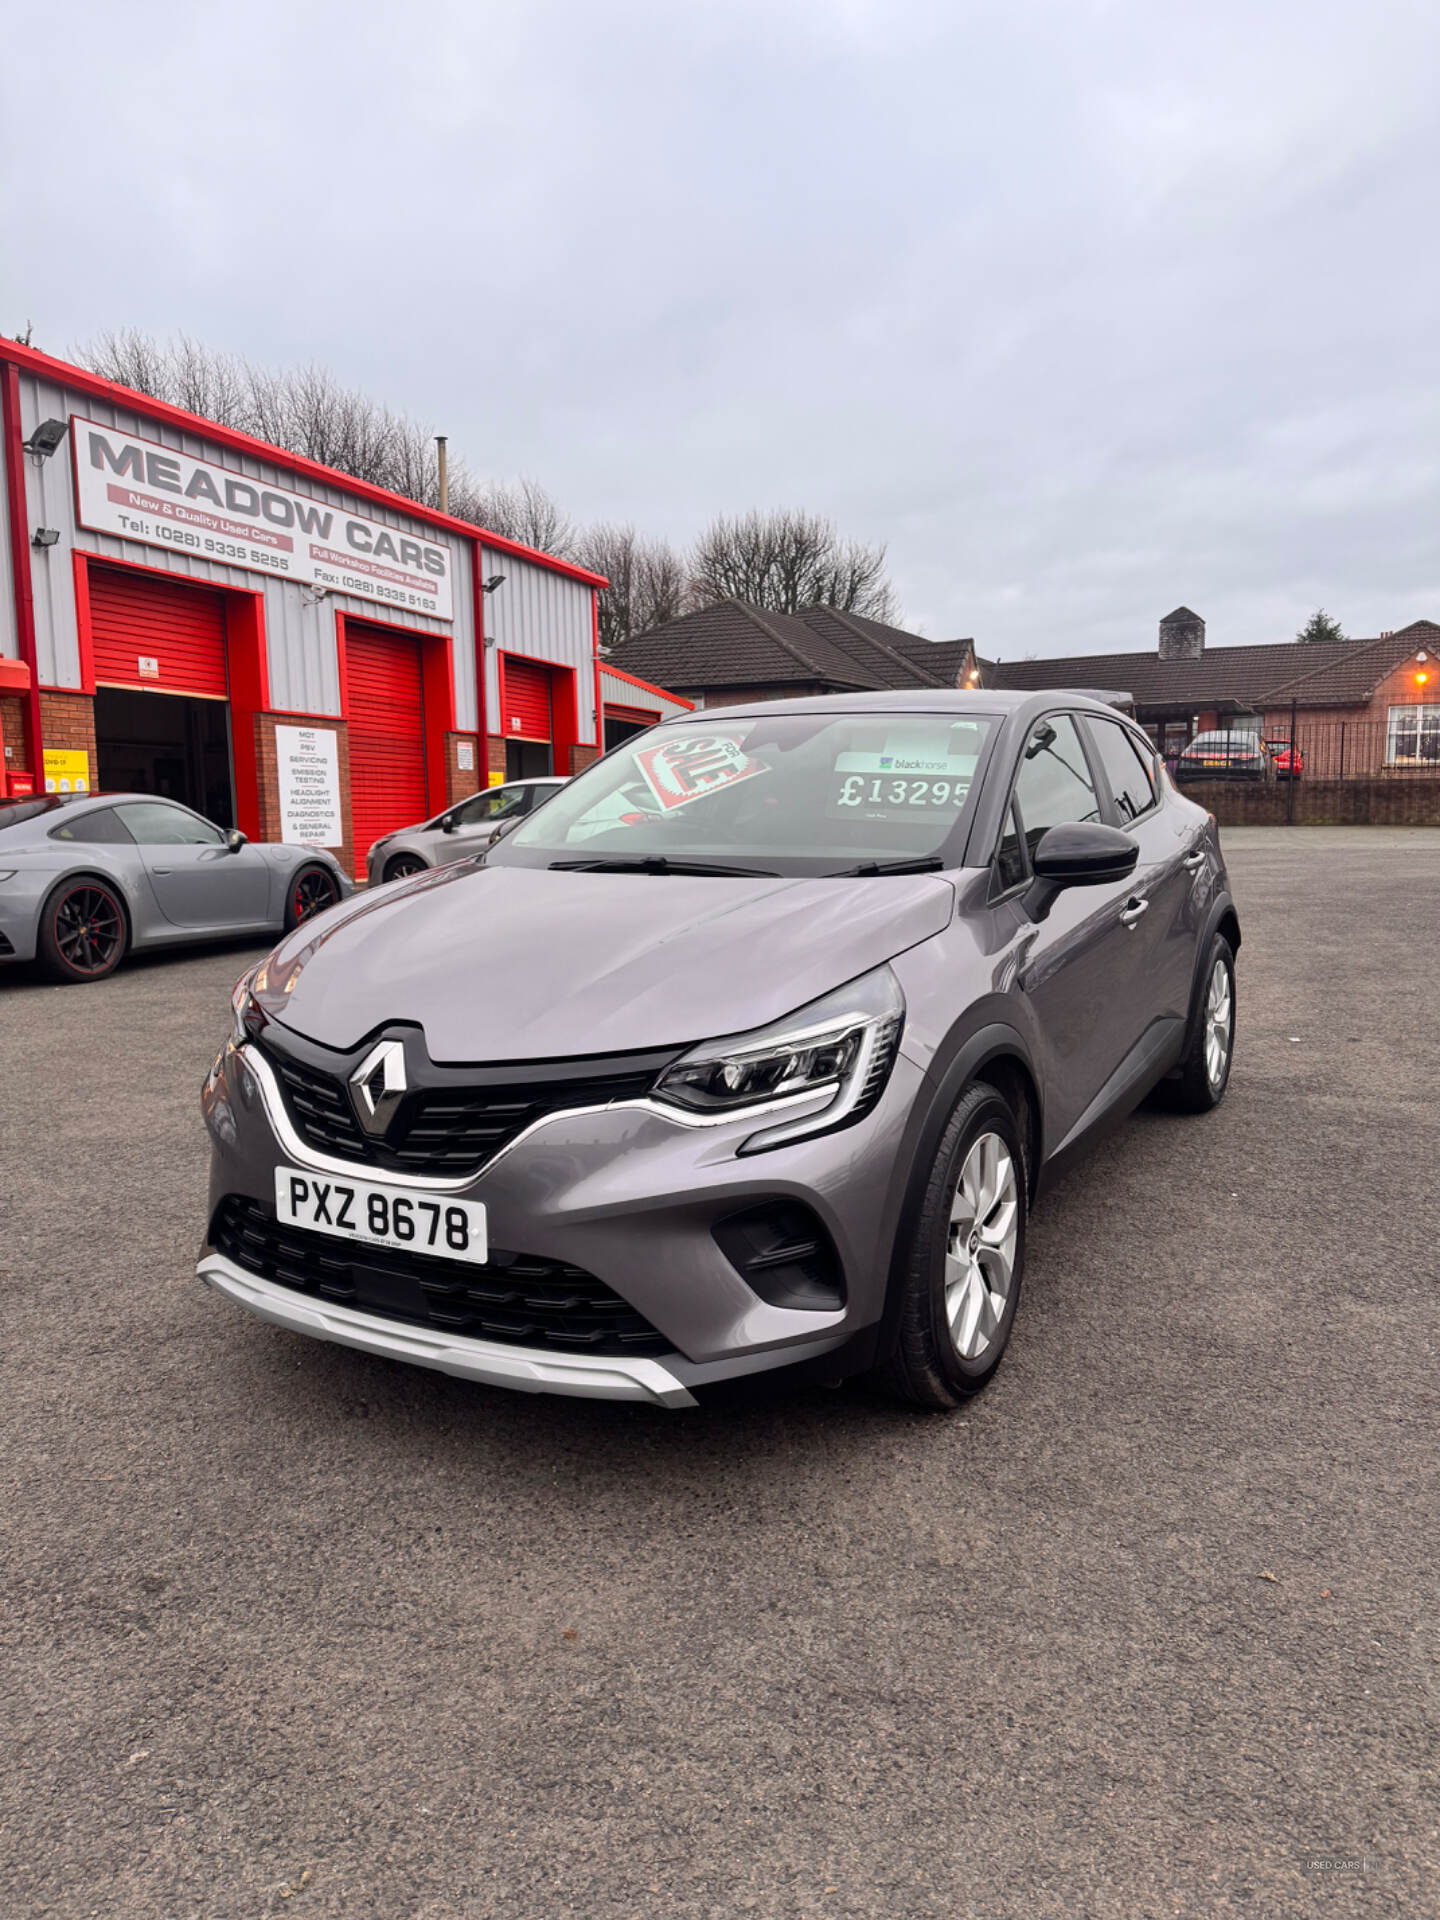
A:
[609, 599, 978, 705]
[980, 608, 1439, 773]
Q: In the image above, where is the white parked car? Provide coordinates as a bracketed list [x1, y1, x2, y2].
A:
[365, 778, 567, 887]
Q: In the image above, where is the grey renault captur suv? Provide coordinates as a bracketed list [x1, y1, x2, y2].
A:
[198, 692, 1240, 1411]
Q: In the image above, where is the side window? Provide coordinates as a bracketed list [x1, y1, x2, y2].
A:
[993, 798, 1027, 893]
[1087, 719, 1157, 824]
[115, 801, 224, 847]
[1012, 715, 1101, 858]
[49, 807, 132, 845]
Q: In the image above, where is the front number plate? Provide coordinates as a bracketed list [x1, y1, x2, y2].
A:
[274, 1168, 488, 1265]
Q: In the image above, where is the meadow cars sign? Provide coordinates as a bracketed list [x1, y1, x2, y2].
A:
[73, 418, 454, 621]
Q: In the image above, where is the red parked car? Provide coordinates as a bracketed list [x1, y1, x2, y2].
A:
[1264, 738, 1304, 779]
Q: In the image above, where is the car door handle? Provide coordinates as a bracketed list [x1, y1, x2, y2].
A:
[1119, 896, 1149, 928]
[1182, 849, 1206, 869]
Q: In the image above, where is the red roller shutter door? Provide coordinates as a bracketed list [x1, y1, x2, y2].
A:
[89, 566, 228, 696]
[347, 625, 428, 876]
[502, 657, 553, 740]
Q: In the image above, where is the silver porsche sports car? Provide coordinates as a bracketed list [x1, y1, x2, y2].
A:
[0, 793, 352, 984]
[365, 777, 566, 887]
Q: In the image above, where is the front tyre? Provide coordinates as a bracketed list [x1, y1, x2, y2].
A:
[878, 1082, 1027, 1410]
[382, 853, 427, 883]
[284, 863, 342, 932]
[37, 877, 129, 983]
[1154, 933, 1235, 1113]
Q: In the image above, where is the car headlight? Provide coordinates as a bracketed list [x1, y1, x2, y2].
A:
[231, 960, 270, 1046]
[652, 965, 904, 1154]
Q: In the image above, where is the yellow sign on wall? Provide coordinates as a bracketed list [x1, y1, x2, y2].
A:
[488, 770, 505, 787]
[43, 750, 90, 794]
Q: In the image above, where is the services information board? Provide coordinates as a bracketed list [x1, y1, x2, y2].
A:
[275, 726, 343, 847]
[73, 418, 454, 622]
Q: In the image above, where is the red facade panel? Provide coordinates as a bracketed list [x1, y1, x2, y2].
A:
[89, 565, 228, 697]
[501, 656, 553, 740]
[346, 623, 428, 874]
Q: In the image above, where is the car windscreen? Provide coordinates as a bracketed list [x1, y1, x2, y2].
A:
[492, 711, 998, 874]
[1186, 733, 1256, 749]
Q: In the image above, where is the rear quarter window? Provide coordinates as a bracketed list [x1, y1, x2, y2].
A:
[48, 808, 133, 844]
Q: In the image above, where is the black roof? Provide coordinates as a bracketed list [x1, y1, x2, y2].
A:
[611, 600, 974, 695]
[984, 622, 1440, 712]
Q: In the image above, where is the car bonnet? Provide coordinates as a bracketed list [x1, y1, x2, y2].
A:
[259, 861, 957, 1061]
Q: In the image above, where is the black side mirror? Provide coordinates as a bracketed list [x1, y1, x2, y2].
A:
[440, 814, 457, 834]
[1026, 821, 1137, 919]
[225, 828, 247, 853]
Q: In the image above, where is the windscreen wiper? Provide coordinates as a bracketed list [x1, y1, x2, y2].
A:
[548, 855, 780, 877]
[826, 856, 946, 877]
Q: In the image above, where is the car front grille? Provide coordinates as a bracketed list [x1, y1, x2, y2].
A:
[0, 931, 14, 956]
[210, 1194, 671, 1356]
[254, 1037, 662, 1177]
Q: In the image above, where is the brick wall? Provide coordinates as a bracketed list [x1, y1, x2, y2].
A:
[570, 744, 599, 775]
[445, 732, 481, 805]
[485, 734, 507, 779]
[254, 713, 355, 876]
[1, 692, 28, 780]
[1186, 778, 1440, 827]
[38, 692, 99, 786]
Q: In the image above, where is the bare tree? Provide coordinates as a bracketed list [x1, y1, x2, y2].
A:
[78, 329, 451, 515]
[574, 523, 690, 649]
[690, 509, 898, 622]
[453, 476, 576, 557]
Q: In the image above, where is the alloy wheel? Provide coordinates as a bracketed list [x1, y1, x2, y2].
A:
[944, 1131, 1019, 1361]
[292, 870, 340, 922]
[53, 884, 124, 976]
[384, 855, 426, 882]
[1204, 957, 1233, 1089]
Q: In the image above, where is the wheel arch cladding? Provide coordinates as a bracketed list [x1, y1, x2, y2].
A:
[872, 1024, 1042, 1361]
[971, 1049, 1041, 1197]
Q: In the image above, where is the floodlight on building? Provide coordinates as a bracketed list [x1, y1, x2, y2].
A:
[23, 418, 68, 459]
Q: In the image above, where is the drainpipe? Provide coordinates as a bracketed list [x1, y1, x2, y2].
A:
[0, 360, 44, 792]
[435, 435, 449, 515]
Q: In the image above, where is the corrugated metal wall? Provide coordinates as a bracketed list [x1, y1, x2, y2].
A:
[481, 550, 596, 743]
[16, 372, 478, 729]
[600, 666, 692, 725]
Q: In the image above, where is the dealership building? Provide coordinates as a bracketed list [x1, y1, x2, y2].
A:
[0, 341, 684, 875]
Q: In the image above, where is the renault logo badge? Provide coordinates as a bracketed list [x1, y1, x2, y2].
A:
[351, 1039, 407, 1136]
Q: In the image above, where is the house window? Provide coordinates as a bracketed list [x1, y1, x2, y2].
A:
[1386, 705, 1440, 765]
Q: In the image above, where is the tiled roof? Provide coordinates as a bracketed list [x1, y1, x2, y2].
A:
[984, 622, 1439, 711]
[610, 600, 974, 694]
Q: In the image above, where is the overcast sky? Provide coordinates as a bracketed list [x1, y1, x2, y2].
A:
[4, 0, 1438, 657]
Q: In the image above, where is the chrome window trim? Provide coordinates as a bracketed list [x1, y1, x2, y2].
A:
[234, 1042, 835, 1190]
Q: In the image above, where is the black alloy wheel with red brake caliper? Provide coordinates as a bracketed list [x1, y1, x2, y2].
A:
[286, 865, 342, 931]
[39, 880, 128, 983]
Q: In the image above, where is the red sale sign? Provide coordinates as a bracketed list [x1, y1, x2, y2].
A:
[633, 734, 769, 812]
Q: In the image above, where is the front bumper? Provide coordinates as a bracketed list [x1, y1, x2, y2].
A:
[197, 1250, 698, 1406]
[199, 1032, 921, 1403]
[0, 871, 47, 964]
